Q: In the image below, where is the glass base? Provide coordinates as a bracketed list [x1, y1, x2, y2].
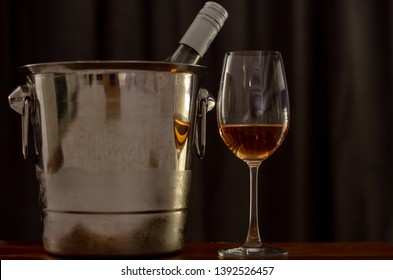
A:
[218, 245, 288, 259]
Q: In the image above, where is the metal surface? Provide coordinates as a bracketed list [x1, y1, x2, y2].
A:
[9, 61, 214, 256]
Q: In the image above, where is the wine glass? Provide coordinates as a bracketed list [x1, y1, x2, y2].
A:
[217, 50, 290, 259]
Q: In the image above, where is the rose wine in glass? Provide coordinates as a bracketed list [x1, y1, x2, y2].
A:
[217, 51, 290, 258]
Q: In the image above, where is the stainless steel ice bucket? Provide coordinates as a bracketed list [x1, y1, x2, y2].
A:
[8, 61, 214, 257]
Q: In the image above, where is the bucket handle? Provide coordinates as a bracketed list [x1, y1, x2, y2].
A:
[195, 88, 215, 159]
[9, 85, 215, 160]
[8, 85, 32, 159]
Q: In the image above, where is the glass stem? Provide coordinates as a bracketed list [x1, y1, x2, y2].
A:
[244, 161, 263, 248]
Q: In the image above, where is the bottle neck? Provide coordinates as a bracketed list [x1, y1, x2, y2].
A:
[167, 44, 201, 64]
[165, 2, 228, 65]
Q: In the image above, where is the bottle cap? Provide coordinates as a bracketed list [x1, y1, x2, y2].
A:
[180, 2, 228, 57]
[200, 2, 228, 30]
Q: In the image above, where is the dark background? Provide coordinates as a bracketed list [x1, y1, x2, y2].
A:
[1, 0, 393, 243]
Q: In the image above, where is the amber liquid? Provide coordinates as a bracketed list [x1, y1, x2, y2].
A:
[174, 118, 190, 150]
[219, 124, 288, 161]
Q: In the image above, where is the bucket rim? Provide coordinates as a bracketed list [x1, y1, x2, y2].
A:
[19, 60, 207, 75]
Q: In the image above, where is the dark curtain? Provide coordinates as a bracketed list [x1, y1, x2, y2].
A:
[1, 0, 392, 243]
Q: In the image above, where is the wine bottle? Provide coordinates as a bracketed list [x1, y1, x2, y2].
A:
[167, 2, 228, 64]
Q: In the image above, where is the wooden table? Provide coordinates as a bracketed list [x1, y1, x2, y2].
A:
[1, 241, 393, 259]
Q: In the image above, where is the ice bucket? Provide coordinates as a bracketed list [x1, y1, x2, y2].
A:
[8, 61, 214, 257]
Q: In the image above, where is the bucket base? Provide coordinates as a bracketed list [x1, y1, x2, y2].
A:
[42, 209, 186, 257]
